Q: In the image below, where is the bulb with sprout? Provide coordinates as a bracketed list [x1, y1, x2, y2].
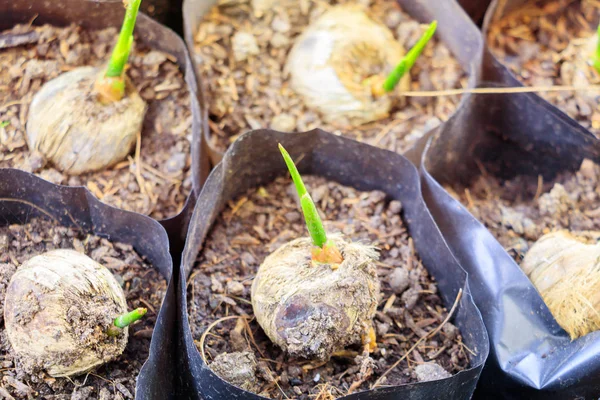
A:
[250, 144, 380, 360]
[4, 249, 147, 377]
[285, 4, 437, 126]
[26, 0, 147, 175]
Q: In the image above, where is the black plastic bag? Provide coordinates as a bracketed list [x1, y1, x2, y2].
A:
[176, 129, 489, 400]
[420, 84, 600, 398]
[0, 168, 175, 400]
[1, 0, 210, 251]
[182, 0, 483, 165]
[413, 4, 600, 392]
[477, 0, 598, 142]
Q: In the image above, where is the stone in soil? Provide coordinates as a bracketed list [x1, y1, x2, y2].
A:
[209, 351, 259, 392]
[414, 362, 451, 382]
[0, 23, 193, 219]
[193, 0, 467, 154]
[0, 217, 166, 399]
[188, 175, 470, 399]
[487, 0, 600, 137]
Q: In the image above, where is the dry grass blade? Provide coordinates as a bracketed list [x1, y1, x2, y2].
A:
[0, 198, 58, 223]
[313, 384, 336, 400]
[403, 84, 600, 97]
[533, 175, 544, 202]
[0, 100, 24, 112]
[199, 315, 249, 364]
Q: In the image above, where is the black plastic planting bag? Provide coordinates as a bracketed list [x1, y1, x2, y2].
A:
[1, 0, 210, 251]
[176, 129, 489, 399]
[477, 0, 599, 141]
[182, 0, 483, 165]
[0, 169, 174, 400]
[420, 86, 600, 398]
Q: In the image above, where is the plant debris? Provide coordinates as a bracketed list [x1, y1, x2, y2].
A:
[193, 0, 466, 154]
[0, 217, 166, 399]
[488, 0, 600, 137]
[188, 176, 470, 398]
[0, 23, 193, 219]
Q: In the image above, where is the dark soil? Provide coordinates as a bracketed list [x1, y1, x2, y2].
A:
[448, 159, 600, 261]
[487, 0, 600, 137]
[193, 0, 467, 154]
[0, 23, 193, 220]
[0, 217, 166, 399]
[187, 176, 470, 399]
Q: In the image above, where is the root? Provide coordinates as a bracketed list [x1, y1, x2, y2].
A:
[372, 288, 463, 388]
[199, 315, 249, 364]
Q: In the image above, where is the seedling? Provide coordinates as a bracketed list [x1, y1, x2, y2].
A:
[382, 20, 438, 93]
[5, 249, 143, 377]
[107, 307, 148, 336]
[278, 144, 343, 265]
[26, 0, 147, 175]
[286, 6, 437, 127]
[250, 144, 380, 360]
[95, 0, 142, 103]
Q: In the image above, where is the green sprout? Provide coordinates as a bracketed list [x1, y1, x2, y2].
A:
[0, 121, 9, 128]
[382, 20, 438, 93]
[593, 24, 600, 75]
[106, 0, 141, 78]
[279, 144, 344, 265]
[107, 307, 147, 337]
[95, 0, 142, 102]
[279, 144, 327, 248]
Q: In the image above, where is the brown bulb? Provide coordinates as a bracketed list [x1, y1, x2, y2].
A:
[26, 66, 146, 175]
[4, 249, 128, 377]
[251, 236, 380, 360]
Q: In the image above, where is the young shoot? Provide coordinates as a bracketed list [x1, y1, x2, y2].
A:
[278, 144, 343, 265]
[382, 20, 438, 93]
[107, 307, 148, 337]
[95, 0, 142, 103]
[593, 24, 600, 75]
[4, 250, 135, 376]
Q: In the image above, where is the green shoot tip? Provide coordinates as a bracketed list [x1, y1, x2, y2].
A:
[112, 307, 147, 331]
[593, 24, 600, 75]
[279, 143, 327, 248]
[382, 20, 438, 93]
[105, 0, 142, 79]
